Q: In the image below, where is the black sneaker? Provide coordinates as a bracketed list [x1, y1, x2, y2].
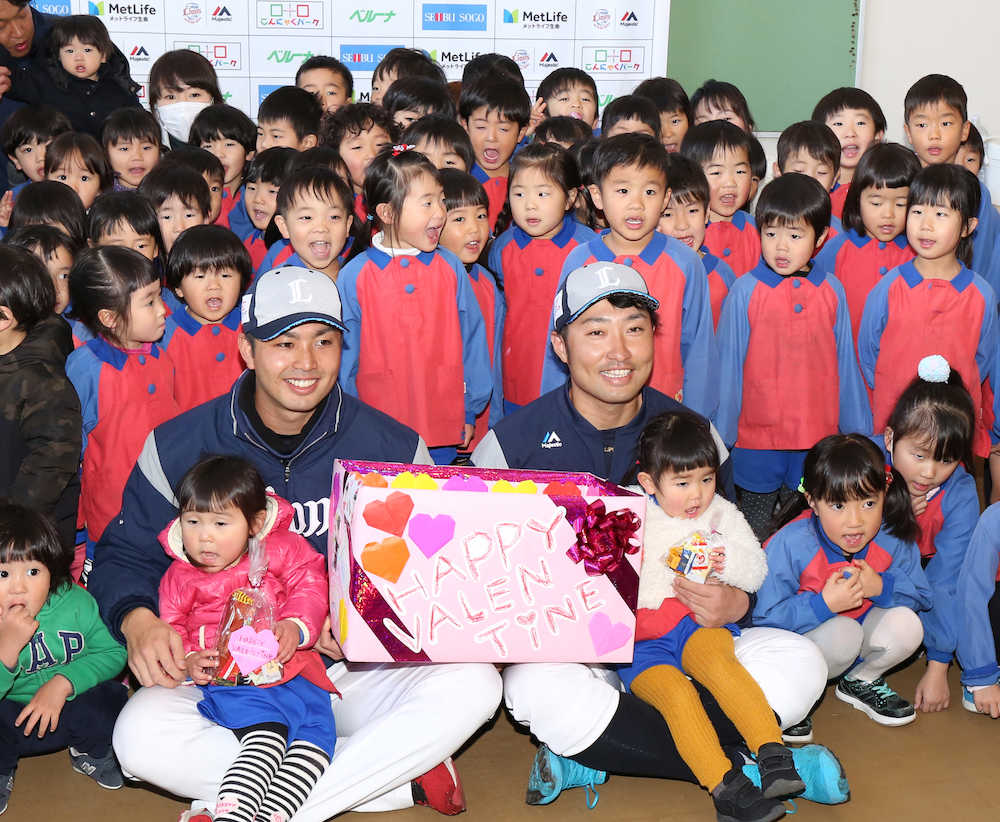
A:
[781, 716, 813, 744]
[835, 676, 916, 726]
[69, 747, 124, 790]
[755, 742, 805, 799]
[0, 771, 12, 816]
[711, 768, 786, 822]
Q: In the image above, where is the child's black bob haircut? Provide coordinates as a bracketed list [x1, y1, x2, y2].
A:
[459, 79, 531, 128]
[383, 76, 456, 122]
[690, 79, 755, 132]
[462, 53, 523, 87]
[774, 433, 918, 543]
[320, 103, 397, 150]
[636, 409, 720, 481]
[841, 143, 920, 235]
[680, 120, 753, 170]
[0, 105, 71, 157]
[276, 165, 354, 218]
[165, 224, 253, 292]
[364, 148, 439, 233]
[664, 154, 709, 206]
[590, 133, 669, 188]
[601, 94, 660, 138]
[811, 87, 887, 137]
[244, 146, 299, 185]
[189, 104, 257, 154]
[633, 76, 691, 120]
[139, 163, 211, 217]
[755, 173, 831, 239]
[257, 86, 323, 140]
[0, 244, 57, 332]
[510, 140, 580, 192]
[101, 107, 161, 150]
[904, 73, 967, 123]
[0, 501, 72, 594]
[776, 121, 841, 174]
[48, 13, 113, 57]
[908, 163, 980, 267]
[438, 168, 488, 213]
[176, 455, 267, 531]
[160, 146, 225, 183]
[372, 48, 446, 87]
[9, 181, 87, 247]
[295, 54, 354, 100]
[747, 134, 766, 181]
[290, 145, 348, 176]
[887, 362, 975, 472]
[44, 132, 113, 192]
[86, 191, 163, 251]
[536, 67, 598, 101]
[4, 224, 82, 266]
[963, 123, 984, 158]
[148, 49, 224, 111]
[401, 115, 474, 171]
[68, 245, 158, 346]
[535, 116, 593, 147]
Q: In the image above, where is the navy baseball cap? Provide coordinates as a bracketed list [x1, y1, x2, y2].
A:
[552, 262, 660, 331]
[241, 266, 347, 341]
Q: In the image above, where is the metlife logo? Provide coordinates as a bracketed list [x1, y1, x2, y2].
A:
[256, 0, 325, 30]
[421, 3, 489, 32]
[499, 4, 572, 35]
[88, 0, 162, 31]
[338, 43, 403, 72]
[419, 44, 484, 77]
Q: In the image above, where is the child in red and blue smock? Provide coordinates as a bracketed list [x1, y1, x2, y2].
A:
[488, 143, 596, 411]
[338, 148, 491, 464]
[160, 225, 251, 412]
[754, 434, 931, 728]
[715, 174, 871, 538]
[882, 356, 980, 712]
[65, 247, 180, 560]
[858, 165, 997, 458]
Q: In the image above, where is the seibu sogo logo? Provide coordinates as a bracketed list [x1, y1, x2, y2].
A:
[421, 3, 488, 31]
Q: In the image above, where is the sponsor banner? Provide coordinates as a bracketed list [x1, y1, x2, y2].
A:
[577, 42, 648, 74]
[420, 2, 490, 35]
[173, 36, 250, 73]
[249, 34, 330, 75]
[219, 76, 253, 116]
[31, 0, 73, 15]
[122, 32, 166, 76]
[494, 39, 563, 80]
[412, 39, 487, 80]
[88, 0, 164, 32]
[333, 38, 411, 74]
[332, 3, 413, 38]
[496, 0, 573, 38]
[255, 0, 330, 33]
[163, 0, 250, 34]
[133, 75, 149, 109]
[574, 0, 652, 38]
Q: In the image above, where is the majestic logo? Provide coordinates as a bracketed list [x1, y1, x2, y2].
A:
[539, 51, 557, 64]
[213, 4, 232, 18]
[421, 3, 487, 31]
[540, 431, 563, 449]
[592, 8, 610, 29]
[130, 45, 149, 57]
[620, 10, 638, 25]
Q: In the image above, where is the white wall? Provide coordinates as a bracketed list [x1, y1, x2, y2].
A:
[858, 0, 998, 143]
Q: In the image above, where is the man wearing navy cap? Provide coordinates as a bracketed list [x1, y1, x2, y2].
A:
[473, 262, 831, 805]
[90, 267, 501, 818]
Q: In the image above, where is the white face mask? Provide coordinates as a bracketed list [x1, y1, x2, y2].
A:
[155, 100, 210, 144]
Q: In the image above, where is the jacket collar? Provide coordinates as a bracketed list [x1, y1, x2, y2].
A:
[748, 259, 826, 288]
[898, 259, 973, 291]
[87, 336, 158, 371]
[512, 214, 579, 249]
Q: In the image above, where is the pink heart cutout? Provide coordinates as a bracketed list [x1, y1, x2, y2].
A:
[442, 475, 488, 492]
[227, 625, 279, 675]
[588, 613, 631, 656]
[408, 513, 456, 558]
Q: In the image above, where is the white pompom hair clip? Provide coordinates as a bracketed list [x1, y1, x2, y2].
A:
[918, 354, 951, 383]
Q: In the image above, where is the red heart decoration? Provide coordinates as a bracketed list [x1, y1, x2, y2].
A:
[543, 480, 581, 497]
[362, 492, 414, 536]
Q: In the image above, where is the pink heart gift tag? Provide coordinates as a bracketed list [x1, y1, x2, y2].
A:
[228, 625, 279, 675]
[588, 613, 631, 656]
[408, 513, 456, 558]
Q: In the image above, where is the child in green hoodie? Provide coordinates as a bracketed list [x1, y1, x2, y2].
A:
[0, 502, 127, 816]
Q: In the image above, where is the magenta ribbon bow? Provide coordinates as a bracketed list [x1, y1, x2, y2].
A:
[566, 499, 641, 576]
[391, 143, 416, 156]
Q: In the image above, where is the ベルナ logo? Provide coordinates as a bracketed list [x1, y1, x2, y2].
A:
[267, 48, 315, 64]
[349, 8, 396, 23]
[422, 3, 488, 31]
[257, 0, 323, 28]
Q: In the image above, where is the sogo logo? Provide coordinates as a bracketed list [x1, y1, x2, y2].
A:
[421, 3, 488, 31]
[339, 43, 400, 71]
[257, 0, 323, 28]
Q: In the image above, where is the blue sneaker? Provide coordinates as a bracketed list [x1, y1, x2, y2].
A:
[743, 744, 849, 805]
[963, 687, 980, 713]
[525, 744, 607, 809]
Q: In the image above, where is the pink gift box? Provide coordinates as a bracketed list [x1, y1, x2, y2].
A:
[328, 460, 646, 663]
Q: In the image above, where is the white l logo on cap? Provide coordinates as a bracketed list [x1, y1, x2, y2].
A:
[594, 265, 622, 289]
[287, 278, 314, 305]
